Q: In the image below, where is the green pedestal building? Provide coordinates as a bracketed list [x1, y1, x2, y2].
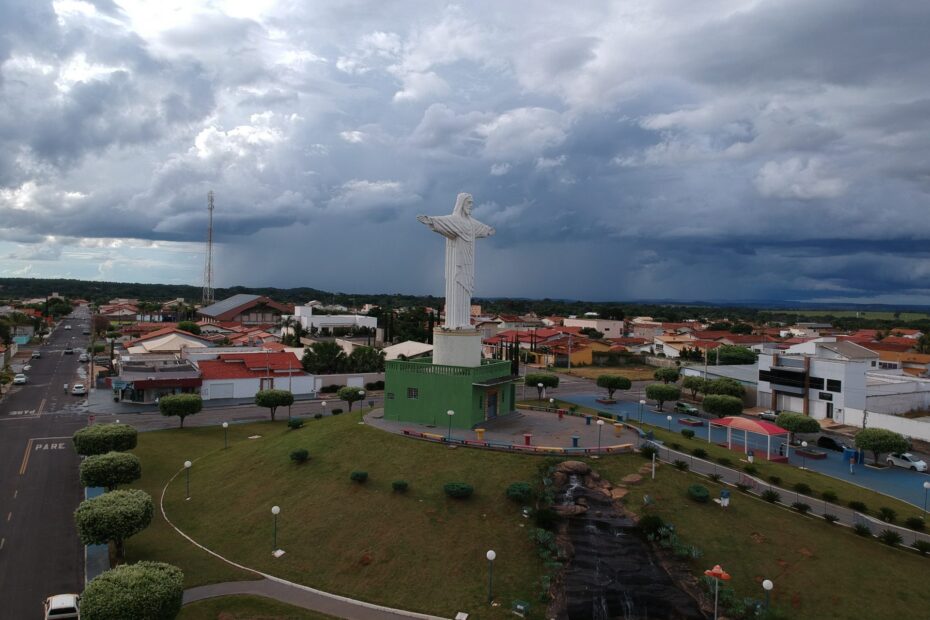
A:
[384, 357, 517, 430]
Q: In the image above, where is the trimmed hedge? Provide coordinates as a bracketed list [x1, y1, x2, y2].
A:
[506, 482, 534, 503]
[290, 449, 309, 464]
[73, 424, 138, 456]
[287, 418, 304, 430]
[443, 482, 474, 499]
[687, 484, 709, 503]
[392, 480, 409, 493]
[350, 471, 368, 483]
[80, 561, 183, 620]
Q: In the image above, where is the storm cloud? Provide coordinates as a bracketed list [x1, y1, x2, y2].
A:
[2, 0, 930, 303]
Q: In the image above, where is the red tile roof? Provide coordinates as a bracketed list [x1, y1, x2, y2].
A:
[861, 341, 914, 353]
[199, 352, 305, 380]
[129, 327, 211, 346]
[879, 336, 918, 347]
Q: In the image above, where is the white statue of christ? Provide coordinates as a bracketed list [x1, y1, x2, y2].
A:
[417, 193, 495, 330]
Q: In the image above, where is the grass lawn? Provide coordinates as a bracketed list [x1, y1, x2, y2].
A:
[136, 412, 559, 618]
[594, 457, 930, 619]
[560, 365, 657, 381]
[520, 398, 925, 521]
[179, 595, 337, 620]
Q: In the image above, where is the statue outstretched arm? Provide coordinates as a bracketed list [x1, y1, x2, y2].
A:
[417, 214, 459, 239]
[473, 221, 495, 239]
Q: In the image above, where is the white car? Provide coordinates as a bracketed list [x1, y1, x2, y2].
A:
[886, 452, 928, 472]
[64, 325, 72, 330]
[44, 593, 80, 619]
[71, 384, 87, 396]
[13, 373, 27, 385]
[78, 354, 89, 363]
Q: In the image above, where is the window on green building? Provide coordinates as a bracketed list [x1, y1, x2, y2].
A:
[386, 392, 395, 400]
[407, 387, 419, 399]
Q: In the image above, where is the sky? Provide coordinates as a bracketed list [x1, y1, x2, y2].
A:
[2, 1, 930, 305]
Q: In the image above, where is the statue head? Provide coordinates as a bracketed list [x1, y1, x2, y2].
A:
[453, 192, 473, 217]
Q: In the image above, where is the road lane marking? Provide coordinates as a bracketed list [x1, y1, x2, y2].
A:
[19, 439, 33, 475]
[37, 398, 46, 415]
[13, 490, 17, 499]
[0, 537, 5, 550]
[6, 512, 10, 522]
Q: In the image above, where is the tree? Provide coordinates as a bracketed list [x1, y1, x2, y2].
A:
[714, 345, 757, 365]
[74, 489, 154, 563]
[596, 374, 632, 400]
[579, 327, 604, 339]
[707, 321, 731, 331]
[916, 333, 930, 354]
[93, 314, 111, 336]
[855, 428, 909, 465]
[729, 323, 753, 334]
[80, 561, 183, 620]
[703, 377, 745, 398]
[73, 424, 138, 456]
[347, 346, 385, 372]
[176, 321, 201, 335]
[645, 383, 681, 411]
[80, 452, 142, 491]
[775, 412, 821, 435]
[682, 376, 706, 399]
[525, 373, 559, 399]
[701, 395, 743, 418]
[158, 394, 202, 428]
[653, 367, 680, 384]
[255, 389, 294, 421]
[337, 386, 365, 411]
[301, 341, 347, 374]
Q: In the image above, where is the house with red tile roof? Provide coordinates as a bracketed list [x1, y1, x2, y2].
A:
[197, 294, 293, 325]
[197, 352, 314, 400]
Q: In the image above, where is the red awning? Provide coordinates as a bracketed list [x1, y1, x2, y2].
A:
[709, 416, 788, 436]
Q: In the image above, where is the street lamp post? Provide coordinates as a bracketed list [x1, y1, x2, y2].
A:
[321, 401, 327, 417]
[596, 419, 605, 452]
[923, 481, 930, 518]
[184, 460, 192, 500]
[486, 550, 496, 604]
[549, 397, 555, 411]
[639, 399, 646, 423]
[271, 505, 281, 552]
[537, 382, 543, 401]
[800, 440, 808, 470]
[762, 579, 773, 610]
[667, 415, 673, 432]
[446, 409, 455, 440]
[222, 422, 229, 449]
[358, 390, 366, 423]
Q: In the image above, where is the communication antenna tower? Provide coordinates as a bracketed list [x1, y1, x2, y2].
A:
[202, 191, 215, 307]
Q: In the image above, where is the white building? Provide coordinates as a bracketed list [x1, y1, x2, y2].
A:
[197, 351, 315, 400]
[562, 317, 625, 337]
[291, 302, 377, 335]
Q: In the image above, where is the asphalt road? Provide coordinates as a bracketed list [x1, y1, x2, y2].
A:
[0, 308, 91, 619]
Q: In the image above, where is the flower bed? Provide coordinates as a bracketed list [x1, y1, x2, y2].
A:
[678, 417, 704, 427]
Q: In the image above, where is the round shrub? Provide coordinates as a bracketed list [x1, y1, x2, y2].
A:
[673, 459, 689, 471]
[74, 489, 154, 562]
[743, 464, 758, 475]
[640, 445, 658, 459]
[904, 516, 925, 532]
[81, 561, 183, 620]
[332, 408, 343, 415]
[392, 480, 409, 493]
[73, 424, 138, 456]
[717, 457, 732, 467]
[821, 490, 838, 504]
[913, 540, 930, 555]
[768, 475, 782, 486]
[287, 418, 304, 430]
[637, 514, 666, 538]
[793, 482, 812, 496]
[853, 523, 872, 537]
[687, 484, 709, 503]
[314, 413, 323, 420]
[506, 482, 534, 504]
[350, 471, 368, 483]
[670, 442, 682, 451]
[290, 449, 309, 464]
[443, 482, 474, 499]
[761, 489, 781, 503]
[79, 451, 142, 490]
[823, 514, 839, 524]
[691, 447, 708, 459]
[708, 473, 723, 482]
[792, 502, 811, 514]
[878, 529, 903, 546]
[680, 429, 695, 440]
[848, 500, 868, 513]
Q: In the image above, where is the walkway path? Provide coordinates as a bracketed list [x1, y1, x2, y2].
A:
[649, 441, 930, 547]
[562, 394, 930, 509]
[183, 579, 444, 620]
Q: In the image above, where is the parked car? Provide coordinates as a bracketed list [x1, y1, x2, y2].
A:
[31, 351, 41, 359]
[674, 402, 699, 415]
[78, 354, 89, 363]
[64, 325, 71, 330]
[72, 348, 83, 355]
[886, 453, 928, 472]
[64, 347, 74, 354]
[44, 593, 80, 619]
[13, 373, 27, 384]
[71, 384, 87, 396]
[93, 355, 110, 365]
[816, 435, 851, 452]
[81, 330, 90, 335]
[759, 410, 778, 421]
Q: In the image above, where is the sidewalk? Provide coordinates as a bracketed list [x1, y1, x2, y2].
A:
[649, 441, 930, 547]
[561, 393, 930, 509]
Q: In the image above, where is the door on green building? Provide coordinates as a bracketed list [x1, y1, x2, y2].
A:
[487, 391, 498, 419]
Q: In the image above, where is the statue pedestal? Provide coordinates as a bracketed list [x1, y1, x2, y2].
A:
[432, 328, 482, 367]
